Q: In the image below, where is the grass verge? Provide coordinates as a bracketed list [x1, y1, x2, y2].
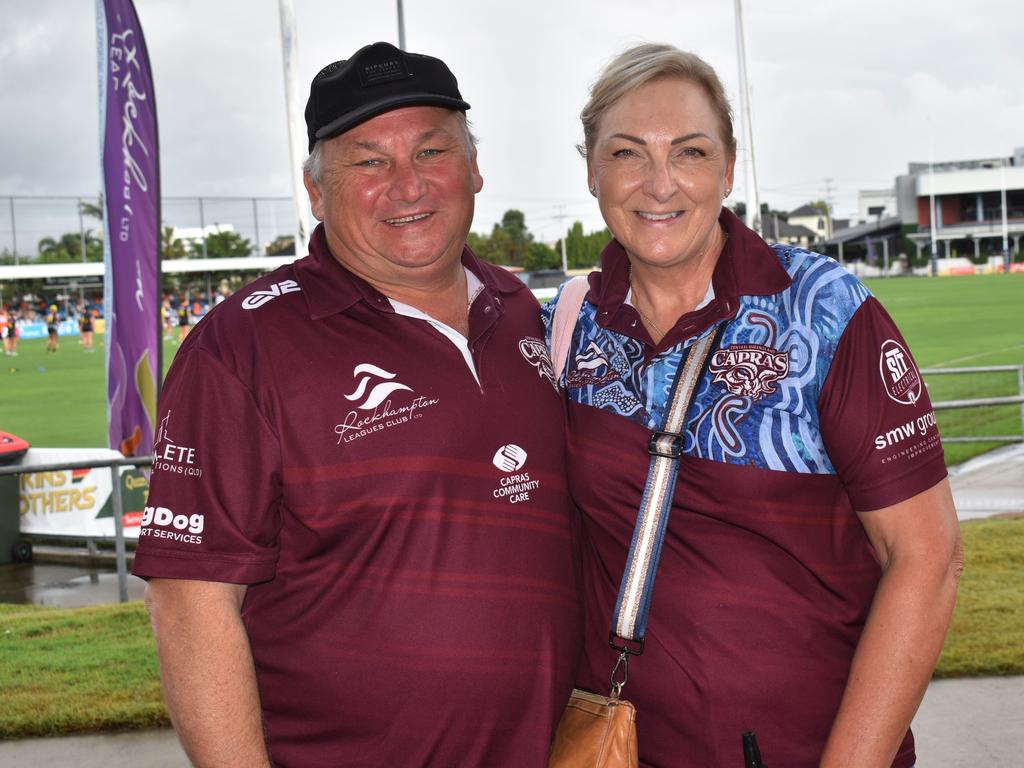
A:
[0, 602, 168, 738]
[934, 516, 1024, 677]
[0, 517, 1021, 738]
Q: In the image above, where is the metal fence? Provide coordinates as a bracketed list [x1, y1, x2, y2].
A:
[0, 455, 152, 603]
[926, 365, 1024, 444]
[0, 194, 298, 264]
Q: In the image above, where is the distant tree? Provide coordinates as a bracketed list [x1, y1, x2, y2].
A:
[731, 201, 788, 220]
[559, 221, 610, 269]
[266, 235, 295, 256]
[79, 195, 104, 221]
[161, 226, 189, 260]
[37, 232, 102, 263]
[203, 229, 252, 258]
[523, 241, 559, 272]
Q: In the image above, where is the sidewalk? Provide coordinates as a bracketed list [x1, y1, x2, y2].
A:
[948, 442, 1024, 520]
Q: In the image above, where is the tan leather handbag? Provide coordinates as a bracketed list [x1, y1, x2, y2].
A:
[549, 688, 638, 768]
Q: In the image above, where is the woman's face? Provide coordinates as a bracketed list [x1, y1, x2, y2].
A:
[588, 77, 735, 270]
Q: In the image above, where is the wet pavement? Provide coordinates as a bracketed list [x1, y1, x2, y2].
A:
[0, 561, 146, 607]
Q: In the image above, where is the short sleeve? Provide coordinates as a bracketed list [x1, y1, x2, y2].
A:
[132, 345, 282, 583]
[818, 297, 947, 511]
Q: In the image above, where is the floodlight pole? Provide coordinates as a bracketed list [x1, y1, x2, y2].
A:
[1001, 157, 1010, 272]
[734, 0, 761, 236]
[397, 0, 406, 50]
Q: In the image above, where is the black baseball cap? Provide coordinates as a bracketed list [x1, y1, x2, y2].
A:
[304, 42, 470, 152]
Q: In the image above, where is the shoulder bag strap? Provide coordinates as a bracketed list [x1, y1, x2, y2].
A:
[609, 324, 725, 665]
[549, 276, 590, 385]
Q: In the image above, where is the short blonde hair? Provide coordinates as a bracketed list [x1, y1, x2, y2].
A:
[578, 43, 737, 161]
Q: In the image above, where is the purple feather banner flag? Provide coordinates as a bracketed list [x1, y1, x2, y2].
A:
[96, 0, 161, 457]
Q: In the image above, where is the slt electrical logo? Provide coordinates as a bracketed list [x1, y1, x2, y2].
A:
[879, 339, 922, 405]
[334, 363, 439, 445]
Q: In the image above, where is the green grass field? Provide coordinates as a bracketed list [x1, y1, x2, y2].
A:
[2, 273, 1022, 465]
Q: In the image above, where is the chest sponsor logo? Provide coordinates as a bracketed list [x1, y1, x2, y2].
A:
[490, 444, 540, 504]
[879, 339, 923, 405]
[335, 363, 439, 445]
[518, 337, 558, 391]
[566, 342, 619, 388]
[139, 505, 204, 544]
[709, 343, 789, 400]
[152, 410, 203, 479]
[241, 279, 301, 310]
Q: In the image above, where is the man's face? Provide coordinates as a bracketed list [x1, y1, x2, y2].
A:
[305, 107, 483, 286]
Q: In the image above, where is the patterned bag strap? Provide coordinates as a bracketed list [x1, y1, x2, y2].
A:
[549, 276, 590, 384]
[608, 325, 723, 690]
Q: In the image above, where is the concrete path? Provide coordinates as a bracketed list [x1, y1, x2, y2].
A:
[948, 442, 1024, 520]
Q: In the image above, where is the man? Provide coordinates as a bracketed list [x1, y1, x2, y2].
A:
[134, 42, 580, 767]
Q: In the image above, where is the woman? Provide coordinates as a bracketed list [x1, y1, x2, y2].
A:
[45, 304, 60, 353]
[79, 308, 95, 351]
[544, 44, 962, 768]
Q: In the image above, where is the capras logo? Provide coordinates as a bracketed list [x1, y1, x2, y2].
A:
[518, 337, 558, 391]
[141, 505, 204, 534]
[710, 343, 789, 400]
[241, 279, 301, 310]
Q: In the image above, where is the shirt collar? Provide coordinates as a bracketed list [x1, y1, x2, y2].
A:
[589, 207, 791, 344]
[294, 223, 525, 321]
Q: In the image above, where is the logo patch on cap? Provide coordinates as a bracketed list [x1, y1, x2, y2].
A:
[359, 57, 411, 87]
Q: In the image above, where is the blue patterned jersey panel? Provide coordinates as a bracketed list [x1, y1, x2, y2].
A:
[545, 247, 873, 476]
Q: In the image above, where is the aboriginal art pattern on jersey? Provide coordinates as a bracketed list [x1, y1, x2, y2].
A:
[549, 247, 872, 475]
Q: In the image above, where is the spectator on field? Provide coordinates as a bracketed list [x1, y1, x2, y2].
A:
[545, 42, 962, 768]
[134, 41, 580, 767]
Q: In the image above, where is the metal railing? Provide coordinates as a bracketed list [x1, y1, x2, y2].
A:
[926, 365, 1024, 443]
[0, 455, 153, 603]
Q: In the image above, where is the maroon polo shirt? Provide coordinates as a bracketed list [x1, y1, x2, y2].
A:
[546, 210, 946, 767]
[134, 225, 581, 767]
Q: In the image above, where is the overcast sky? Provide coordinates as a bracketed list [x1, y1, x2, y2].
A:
[1, 0, 1021, 247]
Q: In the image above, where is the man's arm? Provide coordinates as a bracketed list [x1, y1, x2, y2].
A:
[820, 478, 963, 768]
[145, 578, 271, 768]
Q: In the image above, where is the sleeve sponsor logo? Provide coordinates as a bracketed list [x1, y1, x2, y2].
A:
[709, 344, 790, 400]
[874, 410, 941, 465]
[152, 410, 204, 478]
[490, 444, 540, 504]
[335, 363, 438, 445]
[518, 337, 558, 391]
[139, 505, 204, 544]
[241, 279, 301, 310]
[879, 339, 923, 406]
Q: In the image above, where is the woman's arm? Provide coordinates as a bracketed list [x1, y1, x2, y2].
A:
[820, 478, 963, 768]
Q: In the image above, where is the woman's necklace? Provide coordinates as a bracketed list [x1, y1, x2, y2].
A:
[627, 228, 729, 341]
[629, 270, 667, 339]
